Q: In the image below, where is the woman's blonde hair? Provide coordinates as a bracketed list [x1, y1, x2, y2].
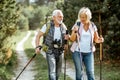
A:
[78, 7, 92, 21]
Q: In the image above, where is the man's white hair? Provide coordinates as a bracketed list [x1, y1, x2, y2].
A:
[78, 7, 92, 21]
[52, 9, 63, 17]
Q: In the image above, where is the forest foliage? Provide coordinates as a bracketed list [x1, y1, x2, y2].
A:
[57, 0, 120, 61]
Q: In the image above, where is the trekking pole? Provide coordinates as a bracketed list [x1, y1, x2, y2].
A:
[76, 30, 84, 79]
[15, 46, 42, 80]
[100, 40, 102, 80]
[98, 5, 103, 80]
[15, 54, 36, 80]
[64, 48, 67, 80]
[64, 30, 69, 80]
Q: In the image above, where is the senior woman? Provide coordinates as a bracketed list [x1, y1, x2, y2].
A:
[70, 7, 104, 80]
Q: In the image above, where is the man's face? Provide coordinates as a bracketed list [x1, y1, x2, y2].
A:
[53, 12, 63, 24]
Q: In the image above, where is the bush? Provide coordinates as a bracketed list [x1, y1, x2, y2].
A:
[0, 0, 19, 79]
[17, 14, 29, 30]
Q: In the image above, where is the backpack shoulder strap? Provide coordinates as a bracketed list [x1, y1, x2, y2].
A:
[76, 21, 81, 27]
[44, 20, 54, 36]
[91, 21, 96, 31]
[43, 21, 52, 44]
[76, 21, 81, 35]
[44, 23, 50, 36]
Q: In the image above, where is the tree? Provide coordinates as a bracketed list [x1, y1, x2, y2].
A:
[35, 0, 45, 5]
[0, 0, 19, 64]
[0, 0, 19, 79]
[57, 0, 94, 31]
[102, 0, 120, 60]
[57, 0, 120, 61]
[24, 0, 30, 6]
[28, 7, 44, 29]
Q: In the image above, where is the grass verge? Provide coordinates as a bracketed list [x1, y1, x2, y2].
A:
[94, 55, 120, 80]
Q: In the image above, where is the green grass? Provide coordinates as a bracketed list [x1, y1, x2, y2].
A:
[24, 30, 72, 80]
[94, 58, 120, 80]
[11, 30, 28, 49]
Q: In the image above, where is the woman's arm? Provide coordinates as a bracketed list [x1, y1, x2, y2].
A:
[94, 31, 104, 43]
[69, 26, 78, 42]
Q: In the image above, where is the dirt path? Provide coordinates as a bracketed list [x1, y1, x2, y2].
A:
[12, 31, 36, 80]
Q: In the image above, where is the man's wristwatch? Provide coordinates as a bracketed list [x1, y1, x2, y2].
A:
[35, 45, 42, 50]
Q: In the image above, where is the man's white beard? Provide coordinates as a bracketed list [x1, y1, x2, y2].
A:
[59, 20, 63, 24]
[56, 19, 63, 24]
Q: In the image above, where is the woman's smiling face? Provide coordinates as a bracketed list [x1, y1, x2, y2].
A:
[80, 13, 88, 24]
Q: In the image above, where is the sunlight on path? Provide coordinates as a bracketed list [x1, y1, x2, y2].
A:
[12, 31, 36, 80]
[62, 60, 75, 80]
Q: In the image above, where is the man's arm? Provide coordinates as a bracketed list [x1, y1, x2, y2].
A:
[35, 31, 44, 54]
[36, 31, 44, 47]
